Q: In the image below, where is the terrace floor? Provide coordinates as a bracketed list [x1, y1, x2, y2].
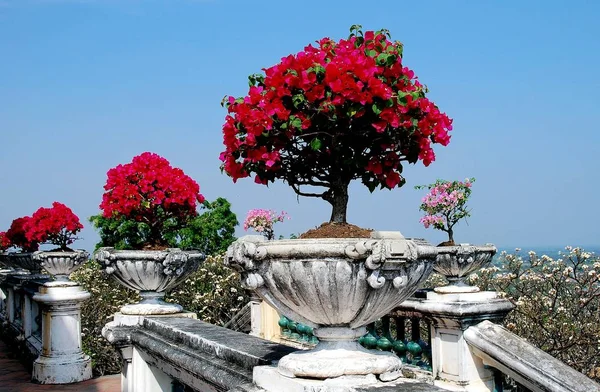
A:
[0, 340, 120, 392]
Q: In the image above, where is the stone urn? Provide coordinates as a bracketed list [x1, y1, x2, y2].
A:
[2, 252, 42, 273]
[94, 247, 205, 315]
[225, 231, 436, 380]
[32, 250, 89, 281]
[433, 244, 496, 293]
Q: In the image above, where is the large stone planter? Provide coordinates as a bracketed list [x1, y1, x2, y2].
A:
[225, 231, 436, 380]
[94, 247, 205, 315]
[2, 252, 42, 273]
[33, 250, 89, 281]
[434, 244, 496, 293]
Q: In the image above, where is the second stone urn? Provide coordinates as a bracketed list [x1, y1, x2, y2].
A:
[1, 252, 43, 274]
[32, 250, 89, 281]
[225, 231, 436, 380]
[94, 247, 205, 315]
[433, 244, 497, 293]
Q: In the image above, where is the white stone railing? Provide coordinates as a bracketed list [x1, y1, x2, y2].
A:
[0, 270, 92, 384]
[393, 290, 600, 392]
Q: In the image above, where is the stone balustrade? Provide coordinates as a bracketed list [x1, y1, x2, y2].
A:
[0, 269, 92, 384]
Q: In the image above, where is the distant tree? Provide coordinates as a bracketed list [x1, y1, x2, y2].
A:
[177, 198, 238, 255]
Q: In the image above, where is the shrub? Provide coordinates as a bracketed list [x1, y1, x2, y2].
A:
[25, 202, 83, 250]
[470, 248, 600, 380]
[99, 152, 205, 248]
[166, 254, 249, 326]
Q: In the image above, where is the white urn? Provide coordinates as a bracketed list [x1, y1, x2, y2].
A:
[225, 231, 436, 380]
[433, 244, 497, 293]
[33, 250, 89, 281]
[94, 247, 205, 315]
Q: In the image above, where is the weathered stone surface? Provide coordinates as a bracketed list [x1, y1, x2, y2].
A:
[225, 232, 436, 379]
[277, 339, 401, 379]
[465, 320, 600, 392]
[94, 247, 205, 315]
[103, 316, 296, 392]
[253, 365, 445, 392]
[32, 281, 92, 384]
[433, 244, 496, 293]
[3, 252, 42, 273]
[32, 250, 89, 281]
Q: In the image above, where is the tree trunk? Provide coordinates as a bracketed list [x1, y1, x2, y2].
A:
[447, 227, 454, 244]
[327, 182, 349, 224]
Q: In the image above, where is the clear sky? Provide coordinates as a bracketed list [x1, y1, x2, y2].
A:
[1, 0, 599, 252]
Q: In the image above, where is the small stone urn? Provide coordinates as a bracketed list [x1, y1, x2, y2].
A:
[433, 244, 496, 293]
[94, 247, 205, 315]
[33, 250, 89, 281]
[225, 231, 436, 381]
[3, 252, 43, 274]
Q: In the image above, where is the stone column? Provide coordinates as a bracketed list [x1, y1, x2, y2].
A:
[423, 291, 514, 392]
[32, 281, 92, 384]
[249, 292, 263, 338]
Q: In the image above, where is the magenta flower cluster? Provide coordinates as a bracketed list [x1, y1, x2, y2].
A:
[243, 209, 288, 240]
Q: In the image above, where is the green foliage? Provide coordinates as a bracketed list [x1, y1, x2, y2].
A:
[166, 254, 249, 325]
[177, 198, 238, 255]
[90, 197, 238, 253]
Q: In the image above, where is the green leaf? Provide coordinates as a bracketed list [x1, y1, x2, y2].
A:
[372, 103, 382, 115]
[291, 117, 302, 129]
[366, 49, 377, 57]
[310, 138, 322, 151]
[376, 53, 389, 65]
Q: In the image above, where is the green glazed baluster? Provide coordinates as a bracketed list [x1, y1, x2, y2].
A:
[278, 316, 290, 338]
[377, 316, 393, 351]
[362, 322, 378, 349]
[408, 317, 423, 366]
[393, 316, 407, 361]
[288, 320, 300, 341]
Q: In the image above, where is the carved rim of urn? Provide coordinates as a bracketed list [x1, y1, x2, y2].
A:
[225, 231, 437, 380]
[32, 249, 89, 281]
[93, 247, 205, 315]
[433, 243, 497, 293]
[2, 252, 42, 274]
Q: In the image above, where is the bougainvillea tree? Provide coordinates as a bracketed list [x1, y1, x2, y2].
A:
[0, 231, 10, 251]
[220, 25, 452, 223]
[243, 209, 288, 240]
[415, 178, 474, 244]
[99, 152, 205, 248]
[25, 202, 83, 251]
[5, 216, 39, 252]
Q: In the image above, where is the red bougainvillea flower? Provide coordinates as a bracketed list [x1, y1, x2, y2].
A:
[0, 231, 11, 251]
[219, 25, 452, 223]
[100, 152, 204, 247]
[25, 202, 83, 251]
[6, 216, 39, 252]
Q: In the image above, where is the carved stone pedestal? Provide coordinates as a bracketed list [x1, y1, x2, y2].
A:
[32, 281, 92, 384]
[424, 291, 514, 392]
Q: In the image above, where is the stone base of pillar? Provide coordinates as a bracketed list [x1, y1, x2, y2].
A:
[32, 281, 92, 384]
[32, 353, 92, 384]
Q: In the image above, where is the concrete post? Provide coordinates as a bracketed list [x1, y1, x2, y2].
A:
[32, 281, 92, 384]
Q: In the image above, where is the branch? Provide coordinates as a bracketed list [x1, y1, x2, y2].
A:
[289, 182, 327, 198]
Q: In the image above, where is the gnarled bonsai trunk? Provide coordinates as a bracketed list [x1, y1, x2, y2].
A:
[325, 181, 349, 224]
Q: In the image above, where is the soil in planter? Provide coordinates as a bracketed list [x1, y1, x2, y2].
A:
[299, 222, 373, 239]
[142, 244, 170, 251]
[437, 240, 456, 247]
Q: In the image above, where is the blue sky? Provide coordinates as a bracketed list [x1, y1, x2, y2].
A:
[0, 0, 599, 251]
